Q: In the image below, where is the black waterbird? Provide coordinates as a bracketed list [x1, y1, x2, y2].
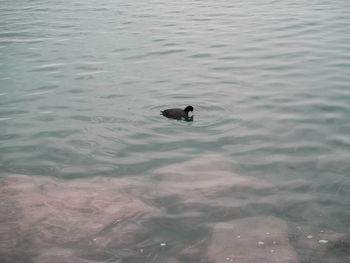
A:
[161, 105, 194, 120]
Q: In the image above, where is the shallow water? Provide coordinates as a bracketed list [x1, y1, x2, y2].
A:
[1, 0, 350, 262]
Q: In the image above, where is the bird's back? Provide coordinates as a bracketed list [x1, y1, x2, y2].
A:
[161, 108, 185, 118]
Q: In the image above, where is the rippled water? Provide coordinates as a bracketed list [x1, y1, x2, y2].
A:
[1, 0, 350, 262]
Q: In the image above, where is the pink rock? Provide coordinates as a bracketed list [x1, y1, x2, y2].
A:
[153, 155, 268, 206]
[206, 216, 300, 263]
[0, 174, 162, 261]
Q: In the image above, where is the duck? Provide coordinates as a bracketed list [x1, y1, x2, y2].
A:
[161, 105, 194, 120]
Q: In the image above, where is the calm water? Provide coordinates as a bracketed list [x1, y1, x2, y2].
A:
[1, 0, 350, 262]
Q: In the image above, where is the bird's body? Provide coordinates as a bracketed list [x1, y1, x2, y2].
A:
[161, 108, 187, 118]
[161, 105, 194, 120]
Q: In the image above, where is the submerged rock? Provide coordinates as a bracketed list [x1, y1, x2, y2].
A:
[293, 225, 347, 263]
[205, 216, 300, 263]
[153, 155, 268, 206]
[0, 174, 162, 262]
[1, 155, 346, 263]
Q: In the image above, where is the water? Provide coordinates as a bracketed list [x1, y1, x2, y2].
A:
[1, 0, 350, 262]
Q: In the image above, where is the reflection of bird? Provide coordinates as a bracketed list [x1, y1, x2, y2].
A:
[161, 105, 194, 120]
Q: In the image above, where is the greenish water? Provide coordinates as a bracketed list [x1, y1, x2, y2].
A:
[1, 0, 350, 262]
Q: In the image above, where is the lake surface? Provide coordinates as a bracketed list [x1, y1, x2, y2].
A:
[1, 0, 350, 262]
